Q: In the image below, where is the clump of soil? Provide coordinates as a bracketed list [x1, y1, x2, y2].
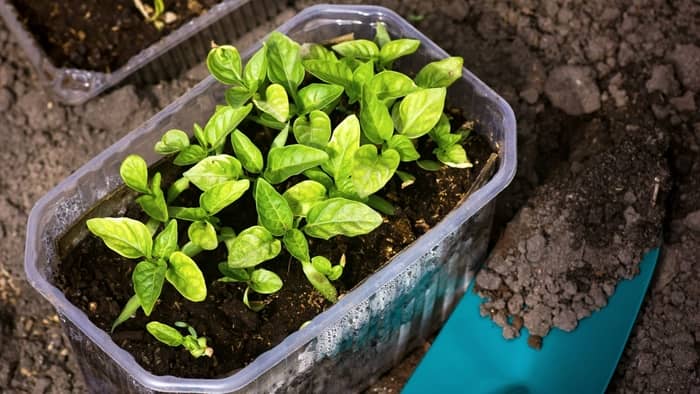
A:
[474, 116, 670, 348]
[56, 121, 495, 378]
[10, 0, 219, 72]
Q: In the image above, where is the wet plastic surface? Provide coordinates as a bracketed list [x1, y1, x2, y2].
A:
[0, 0, 287, 105]
[24, 5, 517, 393]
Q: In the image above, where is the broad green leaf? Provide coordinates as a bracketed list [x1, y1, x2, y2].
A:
[360, 91, 393, 144]
[244, 45, 268, 91]
[200, 179, 250, 215]
[133, 260, 166, 316]
[255, 178, 293, 236]
[292, 111, 331, 149]
[231, 130, 264, 173]
[266, 32, 305, 95]
[253, 84, 289, 123]
[264, 144, 329, 184]
[367, 71, 417, 100]
[332, 39, 379, 60]
[249, 269, 283, 294]
[429, 113, 461, 147]
[374, 22, 391, 48]
[227, 226, 282, 268]
[415, 56, 464, 88]
[379, 39, 420, 66]
[436, 144, 473, 168]
[166, 252, 207, 302]
[147, 321, 184, 346]
[225, 85, 253, 108]
[217, 262, 249, 282]
[301, 43, 337, 61]
[302, 59, 353, 89]
[155, 129, 190, 155]
[271, 123, 289, 148]
[417, 159, 443, 171]
[204, 104, 252, 149]
[153, 219, 178, 259]
[120, 155, 149, 194]
[348, 60, 375, 103]
[111, 294, 140, 332]
[168, 206, 209, 222]
[282, 180, 327, 217]
[136, 192, 168, 223]
[304, 198, 383, 240]
[188, 221, 218, 251]
[298, 83, 344, 114]
[183, 154, 242, 191]
[386, 134, 420, 162]
[207, 45, 243, 85]
[301, 260, 337, 302]
[303, 168, 334, 190]
[173, 144, 207, 166]
[87, 217, 152, 259]
[396, 170, 416, 188]
[352, 146, 400, 198]
[321, 115, 360, 179]
[395, 88, 446, 138]
[282, 228, 310, 263]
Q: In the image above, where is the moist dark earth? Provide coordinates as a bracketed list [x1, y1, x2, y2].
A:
[0, 0, 698, 393]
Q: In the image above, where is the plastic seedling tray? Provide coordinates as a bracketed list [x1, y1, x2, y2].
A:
[24, 5, 516, 393]
[0, 0, 287, 105]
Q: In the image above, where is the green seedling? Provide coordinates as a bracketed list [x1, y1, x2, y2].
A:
[133, 0, 172, 30]
[147, 321, 213, 358]
[218, 265, 283, 311]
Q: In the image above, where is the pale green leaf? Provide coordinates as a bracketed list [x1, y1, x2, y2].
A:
[155, 130, 190, 155]
[379, 39, 420, 66]
[302, 59, 353, 89]
[207, 45, 243, 85]
[230, 130, 264, 173]
[147, 321, 184, 346]
[204, 104, 252, 149]
[386, 134, 421, 162]
[173, 145, 207, 166]
[436, 144, 473, 168]
[331, 39, 379, 60]
[282, 228, 310, 263]
[253, 83, 289, 123]
[133, 260, 166, 316]
[298, 83, 344, 114]
[264, 144, 329, 184]
[120, 155, 150, 194]
[200, 179, 250, 215]
[367, 71, 417, 100]
[266, 32, 305, 95]
[153, 219, 178, 259]
[282, 180, 327, 217]
[249, 269, 283, 294]
[415, 56, 464, 88]
[183, 154, 242, 191]
[304, 198, 383, 240]
[351, 146, 400, 198]
[395, 88, 446, 138]
[243, 45, 268, 91]
[293, 110, 331, 149]
[86, 217, 153, 259]
[360, 90, 393, 144]
[255, 178, 294, 237]
[227, 226, 282, 268]
[166, 252, 207, 302]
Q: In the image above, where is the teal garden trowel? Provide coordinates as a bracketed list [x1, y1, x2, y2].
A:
[404, 248, 660, 394]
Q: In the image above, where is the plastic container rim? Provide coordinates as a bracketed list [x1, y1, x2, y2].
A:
[24, 4, 517, 393]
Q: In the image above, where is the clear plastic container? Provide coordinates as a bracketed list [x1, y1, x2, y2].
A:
[0, 0, 287, 105]
[24, 5, 517, 393]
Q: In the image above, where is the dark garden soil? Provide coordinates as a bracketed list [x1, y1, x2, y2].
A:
[56, 127, 494, 377]
[10, 0, 219, 72]
[1, 0, 699, 393]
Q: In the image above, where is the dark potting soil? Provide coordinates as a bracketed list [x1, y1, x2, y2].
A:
[56, 122, 495, 378]
[9, 0, 219, 72]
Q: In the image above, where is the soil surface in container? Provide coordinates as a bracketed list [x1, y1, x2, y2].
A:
[56, 116, 495, 378]
[9, 0, 219, 72]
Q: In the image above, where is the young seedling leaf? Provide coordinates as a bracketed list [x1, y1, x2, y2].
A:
[293, 110, 332, 149]
[379, 39, 420, 66]
[217, 262, 249, 282]
[415, 56, 464, 88]
[86, 217, 153, 259]
[298, 83, 344, 114]
[132, 260, 166, 316]
[282, 180, 327, 217]
[386, 134, 421, 162]
[166, 252, 207, 302]
[249, 269, 283, 294]
[168, 206, 210, 222]
[255, 178, 294, 236]
[264, 145, 329, 185]
[302, 59, 353, 89]
[282, 228, 310, 263]
[367, 71, 418, 100]
[374, 22, 391, 48]
[266, 32, 305, 96]
[244, 45, 268, 91]
[271, 123, 289, 148]
[351, 145, 400, 198]
[395, 88, 446, 138]
[429, 113, 462, 147]
[396, 170, 416, 188]
[322, 115, 361, 179]
[367, 195, 396, 216]
[204, 104, 252, 149]
[147, 321, 185, 346]
[301, 260, 337, 302]
[207, 45, 243, 85]
[111, 294, 140, 332]
[200, 179, 250, 215]
[311, 255, 332, 275]
[436, 144, 473, 168]
[231, 130, 264, 173]
[243, 286, 266, 312]
[417, 159, 443, 171]
[120, 154, 150, 194]
[301, 43, 338, 62]
[253, 83, 290, 123]
[193, 123, 206, 147]
[173, 144, 207, 166]
[188, 221, 218, 251]
[227, 226, 282, 268]
[348, 60, 375, 103]
[155, 129, 190, 155]
[360, 90, 393, 144]
[153, 219, 178, 259]
[183, 154, 242, 191]
[331, 39, 379, 60]
[304, 198, 383, 240]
